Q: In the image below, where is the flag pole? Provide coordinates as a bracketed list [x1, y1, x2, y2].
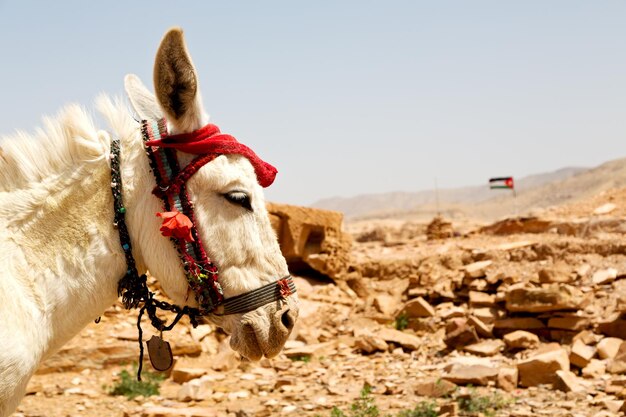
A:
[513, 187, 518, 218]
[435, 177, 440, 216]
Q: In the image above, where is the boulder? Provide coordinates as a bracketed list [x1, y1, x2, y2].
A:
[505, 284, 587, 313]
[599, 317, 626, 339]
[414, 377, 457, 397]
[377, 328, 421, 350]
[355, 335, 389, 354]
[582, 359, 606, 379]
[172, 367, 209, 384]
[468, 316, 493, 338]
[517, 346, 570, 387]
[267, 202, 351, 280]
[497, 367, 519, 392]
[538, 263, 574, 283]
[443, 364, 499, 386]
[503, 330, 540, 350]
[177, 378, 213, 402]
[570, 340, 597, 368]
[373, 294, 401, 317]
[548, 316, 590, 332]
[593, 268, 618, 285]
[608, 342, 626, 374]
[494, 317, 545, 332]
[599, 338, 624, 360]
[426, 216, 454, 240]
[554, 370, 585, 393]
[444, 318, 479, 348]
[463, 339, 504, 357]
[463, 260, 493, 279]
[469, 291, 496, 307]
[402, 297, 435, 318]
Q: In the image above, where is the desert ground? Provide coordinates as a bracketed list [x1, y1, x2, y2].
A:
[12, 186, 626, 417]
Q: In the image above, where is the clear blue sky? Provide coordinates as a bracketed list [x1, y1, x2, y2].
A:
[1, 1, 624, 205]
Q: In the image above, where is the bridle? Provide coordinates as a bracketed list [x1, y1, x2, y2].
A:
[109, 118, 296, 378]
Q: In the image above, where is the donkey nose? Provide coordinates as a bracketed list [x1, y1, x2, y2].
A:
[274, 306, 297, 334]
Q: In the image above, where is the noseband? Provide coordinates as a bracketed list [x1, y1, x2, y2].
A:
[109, 118, 295, 377]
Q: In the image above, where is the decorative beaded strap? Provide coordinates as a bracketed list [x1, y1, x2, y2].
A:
[141, 119, 224, 314]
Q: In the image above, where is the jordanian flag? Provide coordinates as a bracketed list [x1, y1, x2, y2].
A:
[489, 177, 514, 189]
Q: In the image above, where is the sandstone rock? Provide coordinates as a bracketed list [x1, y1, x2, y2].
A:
[442, 364, 499, 386]
[172, 367, 209, 384]
[141, 407, 218, 417]
[548, 316, 590, 331]
[599, 318, 626, 339]
[402, 297, 435, 318]
[373, 294, 401, 316]
[608, 342, 626, 374]
[438, 305, 466, 320]
[503, 330, 540, 350]
[573, 330, 602, 345]
[177, 378, 213, 402]
[570, 340, 597, 368]
[468, 316, 493, 338]
[594, 203, 617, 215]
[582, 359, 606, 378]
[439, 402, 459, 416]
[471, 307, 499, 324]
[414, 377, 457, 397]
[267, 202, 351, 280]
[599, 338, 624, 359]
[426, 216, 454, 240]
[593, 268, 619, 285]
[555, 370, 585, 393]
[505, 284, 586, 313]
[463, 260, 493, 279]
[211, 340, 241, 372]
[444, 318, 479, 348]
[377, 328, 421, 350]
[463, 339, 504, 357]
[538, 263, 574, 283]
[494, 318, 545, 333]
[497, 367, 519, 392]
[469, 291, 496, 307]
[283, 341, 337, 358]
[517, 347, 570, 387]
[355, 335, 389, 353]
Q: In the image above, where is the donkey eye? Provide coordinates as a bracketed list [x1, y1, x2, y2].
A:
[223, 191, 253, 211]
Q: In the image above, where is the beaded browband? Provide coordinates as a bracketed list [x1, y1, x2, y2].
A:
[109, 118, 295, 377]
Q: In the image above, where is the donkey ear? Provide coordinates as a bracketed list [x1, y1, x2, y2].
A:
[124, 74, 163, 121]
[153, 27, 207, 133]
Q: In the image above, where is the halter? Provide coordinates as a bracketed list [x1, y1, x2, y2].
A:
[109, 118, 296, 378]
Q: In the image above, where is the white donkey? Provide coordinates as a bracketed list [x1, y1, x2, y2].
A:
[0, 28, 298, 416]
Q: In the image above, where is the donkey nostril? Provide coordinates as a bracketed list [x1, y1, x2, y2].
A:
[280, 309, 295, 331]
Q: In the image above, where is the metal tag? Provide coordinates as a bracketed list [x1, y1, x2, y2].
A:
[146, 335, 173, 371]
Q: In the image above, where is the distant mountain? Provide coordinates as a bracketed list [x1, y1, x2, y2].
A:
[312, 159, 626, 221]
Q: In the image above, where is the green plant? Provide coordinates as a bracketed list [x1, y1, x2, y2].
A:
[327, 385, 380, 417]
[457, 389, 511, 417]
[394, 312, 409, 330]
[396, 401, 438, 417]
[107, 367, 165, 399]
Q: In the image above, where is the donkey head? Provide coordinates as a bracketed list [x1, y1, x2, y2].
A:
[125, 28, 298, 360]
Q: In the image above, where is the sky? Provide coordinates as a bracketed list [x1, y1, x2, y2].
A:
[0, 1, 624, 206]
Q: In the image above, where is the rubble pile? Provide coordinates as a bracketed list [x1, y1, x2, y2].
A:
[13, 194, 626, 417]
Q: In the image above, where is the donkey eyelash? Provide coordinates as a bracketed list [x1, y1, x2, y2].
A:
[222, 191, 253, 212]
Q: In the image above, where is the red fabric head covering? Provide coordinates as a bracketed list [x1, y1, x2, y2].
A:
[145, 123, 277, 188]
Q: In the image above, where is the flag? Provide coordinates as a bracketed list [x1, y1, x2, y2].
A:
[489, 177, 514, 189]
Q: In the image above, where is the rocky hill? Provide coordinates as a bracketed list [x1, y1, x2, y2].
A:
[314, 158, 626, 221]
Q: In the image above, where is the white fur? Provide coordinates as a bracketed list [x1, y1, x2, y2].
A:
[0, 30, 297, 415]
